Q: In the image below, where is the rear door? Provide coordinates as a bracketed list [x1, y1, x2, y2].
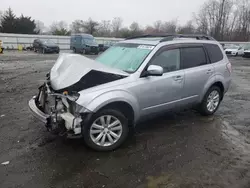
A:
[180, 44, 215, 104]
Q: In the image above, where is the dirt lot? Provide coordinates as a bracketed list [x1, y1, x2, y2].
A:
[0, 51, 250, 188]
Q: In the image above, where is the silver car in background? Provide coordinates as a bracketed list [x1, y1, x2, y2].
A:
[29, 34, 232, 151]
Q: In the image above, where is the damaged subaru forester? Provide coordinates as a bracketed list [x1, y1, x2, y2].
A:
[29, 34, 232, 151]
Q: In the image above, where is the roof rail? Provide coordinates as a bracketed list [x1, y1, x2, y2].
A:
[125, 34, 215, 41]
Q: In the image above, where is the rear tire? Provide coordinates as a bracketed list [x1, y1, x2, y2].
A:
[83, 109, 129, 151]
[198, 86, 222, 116]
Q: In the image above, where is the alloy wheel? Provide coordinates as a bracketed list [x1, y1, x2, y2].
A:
[90, 115, 123, 147]
[206, 90, 220, 112]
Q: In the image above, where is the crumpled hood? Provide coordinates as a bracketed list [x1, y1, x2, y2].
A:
[50, 53, 129, 91]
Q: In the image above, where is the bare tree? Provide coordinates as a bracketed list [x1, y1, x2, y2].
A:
[82, 18, 99, 35]
[0, 10, 3, 28]
[34, 20, 46, 34]
[193, 10, 209, 34]
[178, 20, 196, 34]
[130, 22, 140, 31]
[98, 20, 111, 36]
[50, 21, 70, 35]
[234, 0, 250, 41]
[194, 0, 234, 40]
[112, 17, 123, 37]
[153, 20, 163, 33]
[144, 26, 156, 34]
[129, 22, 142, 36]
[71, 20, 84, 34]
[161, 20, 178, 33]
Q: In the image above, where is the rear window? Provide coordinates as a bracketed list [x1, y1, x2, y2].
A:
[204, 44, 223, 63]
[181, 47, 207, 69]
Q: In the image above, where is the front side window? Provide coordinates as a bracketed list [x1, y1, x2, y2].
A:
[150, 48, 180, 73]
[96, 43, 154, 73]
[181, 47, 207, 69]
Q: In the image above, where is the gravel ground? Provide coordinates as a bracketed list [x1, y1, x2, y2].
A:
[0, 51, 250, 188]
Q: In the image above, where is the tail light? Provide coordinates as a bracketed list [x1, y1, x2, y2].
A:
[226, 62, 232, 74]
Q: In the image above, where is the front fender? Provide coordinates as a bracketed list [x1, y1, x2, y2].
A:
[84, 90, 140, 122]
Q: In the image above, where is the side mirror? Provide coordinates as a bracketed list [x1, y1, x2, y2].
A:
[146, 65, 163, 76]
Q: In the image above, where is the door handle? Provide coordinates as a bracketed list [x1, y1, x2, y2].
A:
[206, 69, 213, 74]
[173, 75, 183, 81]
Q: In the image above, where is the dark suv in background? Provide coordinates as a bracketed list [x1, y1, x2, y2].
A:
[33, 39, 60, 54]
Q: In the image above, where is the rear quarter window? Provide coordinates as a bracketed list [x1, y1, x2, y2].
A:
[204, 43, 223, 63]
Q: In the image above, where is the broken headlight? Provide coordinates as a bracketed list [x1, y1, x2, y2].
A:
[75, 103, 88, 114]
[64, 92, 80, 102]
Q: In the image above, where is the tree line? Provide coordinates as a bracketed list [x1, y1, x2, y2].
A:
[1, 0, 250, 41]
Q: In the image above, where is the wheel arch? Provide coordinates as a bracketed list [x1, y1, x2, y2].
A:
[95, 101, 135, 127]
[84, 90, 140, 125]
[201, 79, 225, 102]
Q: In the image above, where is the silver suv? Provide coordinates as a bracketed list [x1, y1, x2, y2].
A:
[29, 34, 232, 151]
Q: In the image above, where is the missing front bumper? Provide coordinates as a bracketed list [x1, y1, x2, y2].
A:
[29, 94, 84, 136]
[28, 96, 50, 124]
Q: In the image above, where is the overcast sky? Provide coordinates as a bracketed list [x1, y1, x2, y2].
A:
[2, 0, 207, 27]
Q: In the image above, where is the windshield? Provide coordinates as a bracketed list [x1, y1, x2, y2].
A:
[96, 43, 154, 73]
[84, 38, 96, 45]
[43, 40, 55, 45]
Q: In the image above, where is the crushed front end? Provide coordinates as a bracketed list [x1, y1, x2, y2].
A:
[28, 76, 90, 138]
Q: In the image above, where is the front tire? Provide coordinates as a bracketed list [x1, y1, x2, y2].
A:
[83, 109, 129, 151]
[198, 86, 222, 116]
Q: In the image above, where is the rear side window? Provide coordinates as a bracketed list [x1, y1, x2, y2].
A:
[181, 47, 207, 69]
[204, 44, 223, 63]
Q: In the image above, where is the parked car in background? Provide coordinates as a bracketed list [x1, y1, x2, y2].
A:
[103, 41, 116, 51]
[221, 43, 226, 50]
[98, 44, 105, 52]
[33, 39, 60, 54]
[98, 41, 116, 52]
[0, 39, 4, 53]
[224, 45, 244, 56]
[70, 34, 99, 55]
[243, 44, 250, 57]
[29, 34, 232, 151]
